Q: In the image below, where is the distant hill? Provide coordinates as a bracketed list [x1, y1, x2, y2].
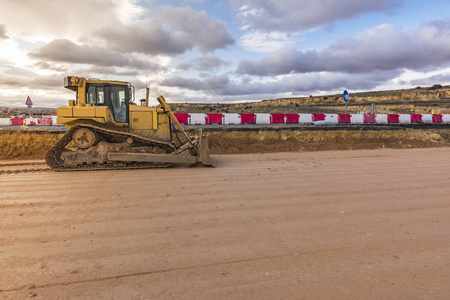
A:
[169, 85, 450, 114]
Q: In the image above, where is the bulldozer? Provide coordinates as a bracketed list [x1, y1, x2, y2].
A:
[45, 76, 214, 171]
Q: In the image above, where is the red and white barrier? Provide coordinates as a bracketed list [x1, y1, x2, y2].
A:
[351, 114, 364, 124]
[256, 113, 271, 124]
[173, 113, 189, 125]
[338, 114, 351, 123]
[2, 114, 449, 126]
[270, 113, 285, 124]
[189, 113, 205, 125]
[422, 114, 433, 123]
[38, 118, 52, 125]
[0, 118, 11, 125]
[375, 114, 387, 124]
[325, 114, 338, 124]
[443, 114, 450, 123]
[240, 113, 256, 124]
[285, 114, 299, 124]
[399, 114, 411, 123]
[205, 113, 223, 125]
[312, 114, 325, 122]
[364, 114, 377, 123]
[10, 118, 24, 125]
[410, 114, 422, 123]
[299, 114, 313, 123]
[222, 113, 239, 125]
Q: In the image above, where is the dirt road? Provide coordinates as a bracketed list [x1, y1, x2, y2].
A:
[1, 148, 449, 299]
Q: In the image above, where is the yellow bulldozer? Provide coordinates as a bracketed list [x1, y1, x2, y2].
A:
[45, 76, 214, 171]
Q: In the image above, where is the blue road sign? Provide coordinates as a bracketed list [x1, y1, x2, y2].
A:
[343, 90, 349, 102]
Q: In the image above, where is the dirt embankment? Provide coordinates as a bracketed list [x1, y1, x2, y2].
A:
[1, 129, 449, 160]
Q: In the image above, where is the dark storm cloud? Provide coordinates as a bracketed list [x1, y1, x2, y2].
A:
[0, 24, 8, 39]
[237, 21, 450, 76]
[30, 39, 162, 70]
[95, 6, 234, 55]
[177, 56, 231, 71]
[232, 0, 403, 32]
[161, 69, 401, 96]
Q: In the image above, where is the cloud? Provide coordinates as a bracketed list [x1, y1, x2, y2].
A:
[161, 74, 230, 92]
[160, 69, 401, 96]
[237, 21, 450, 76]
[0, 0, 143, 41]
[231, 0, 403, 33]
[95, 6, 234, 55]
[0, 24, 8, 39]
[239, 31, 292, 53]
[177, 56, 231, 71]
[30, 39, 163, 71]
[0, 74, 63, 90]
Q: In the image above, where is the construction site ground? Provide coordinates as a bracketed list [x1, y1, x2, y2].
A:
[0, 148, 449, 299]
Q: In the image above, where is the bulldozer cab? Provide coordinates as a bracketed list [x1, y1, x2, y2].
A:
[86, 83, 131, 123]
[62, 76, 132, 125]
[85, 83, 130, 123]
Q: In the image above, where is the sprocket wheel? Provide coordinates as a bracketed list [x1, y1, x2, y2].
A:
[72, 128, 97, 149]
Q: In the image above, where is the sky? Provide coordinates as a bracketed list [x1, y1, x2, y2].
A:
[1, 0, 450, 108]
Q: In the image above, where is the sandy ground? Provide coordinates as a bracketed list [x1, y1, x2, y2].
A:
[0, 148, 449, 299]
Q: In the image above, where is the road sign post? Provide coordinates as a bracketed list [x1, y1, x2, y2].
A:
[343, 90, 349, 124]
[25, 96, 33, 118]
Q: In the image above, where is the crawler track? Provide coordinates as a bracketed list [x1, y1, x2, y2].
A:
[45, 124, 176, 171]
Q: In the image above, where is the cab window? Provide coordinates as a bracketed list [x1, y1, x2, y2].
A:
[86, 86, 105, 105]
[97, 87, 104, 104]
[86, 86, 95, 104]
[111, 86, 127, 122]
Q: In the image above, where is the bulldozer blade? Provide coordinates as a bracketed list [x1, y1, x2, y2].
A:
[196, 133, 215, 167]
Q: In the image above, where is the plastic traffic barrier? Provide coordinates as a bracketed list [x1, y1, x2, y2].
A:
[10, 118, 24, 125]
[432, 114, 443, 123]
[399, 114, 411, 123]
[338, 114, 351, 123]
[255, 113, 270, 124]
[189, 113, 206, 125]
[351, 114, 364, 124]
[205, 113, 223, 125]
[173, 113, 189, 125]
[0, 118, 11, 125]
[311, 114, 325, 122]
[299, 114, 313, 123]
[422, 114, 433, 123]
[387, 114, 400, 123]
[270, 113, 285, 124]
[222, 113, 240, 125]
[285, 114, 299, 124]
[240, 113, 256, 124]
[410, 114, 422, 123]
[363, 114, 376, 123]
[325, 114, 338, 124]
[38, 118, 52, 125]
